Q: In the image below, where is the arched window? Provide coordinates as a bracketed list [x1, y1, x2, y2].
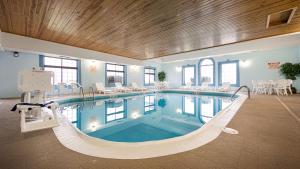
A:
[199, 58, 215, 86]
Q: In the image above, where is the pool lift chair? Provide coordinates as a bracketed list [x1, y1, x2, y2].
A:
[11, 68, 59, 133]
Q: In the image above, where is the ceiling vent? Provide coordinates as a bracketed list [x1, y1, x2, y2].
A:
[266, 7, 297, 28]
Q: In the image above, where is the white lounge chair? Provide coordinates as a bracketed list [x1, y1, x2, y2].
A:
[181, 81, 193, 90]
[95, 82, 112, 94]
[218, 82, 231, 92]
[114, 82, 132, 92]
[197, 82, 210, 91]
[155, 81, 168, 90]
[48, 85, 58, 96]
[57, 83, 69, 95]
[131, 82, 148, 92]
[70, 83, 82, 95]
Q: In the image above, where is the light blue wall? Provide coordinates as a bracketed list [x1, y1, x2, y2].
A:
[127, 65, 144, 87]
[1, 45, 300, 98]
[161, 46, 300, 92]
[0, 51, 147, 98]
[81, 60, 145, 91]
[299, 46, 300, 59]
[0, 51, 39, 98]
[81, 60, 106, 91]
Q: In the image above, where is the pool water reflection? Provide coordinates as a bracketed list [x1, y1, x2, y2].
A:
[60, 93, 232, 142]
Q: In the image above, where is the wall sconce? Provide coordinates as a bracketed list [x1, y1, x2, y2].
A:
[175, 66, 182, 72]
[130, 65, 139, 72]
[89, 60, 97, 72]
[240, 59, 251, 68]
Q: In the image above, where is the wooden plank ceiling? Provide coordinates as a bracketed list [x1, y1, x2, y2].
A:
[1, 0, 300, 60]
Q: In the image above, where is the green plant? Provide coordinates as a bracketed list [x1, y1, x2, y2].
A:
[280, 63, 300, 80]
[280, 63, 300, 94]
[158, 71, 166, 82]
[158, 98, 167, 108]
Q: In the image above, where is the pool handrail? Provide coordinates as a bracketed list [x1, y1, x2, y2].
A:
[80, 86, 84, 99]
[231, 85, 251, 100]
[88, 87, 95, 100]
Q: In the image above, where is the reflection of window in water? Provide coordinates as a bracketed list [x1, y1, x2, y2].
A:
[183, 96, 195, 115]
[62, 106, 78, 127]
[106, 100, 126, 123]
[200, 97, 214, 123]
[222, 98, 231, 109]
[144, 95, 155, 114]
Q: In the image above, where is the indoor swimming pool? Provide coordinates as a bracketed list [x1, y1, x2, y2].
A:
[59, 92, 233, 143]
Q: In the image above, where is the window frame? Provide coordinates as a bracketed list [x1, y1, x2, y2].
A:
[217, 97, 232, 111]
[182, 64, 196, 86]
[182, 96, 196, 116]
[198, 58, 215, 86]
[218, 60, 240, 87]
[105, 63, 127, 87]
[144, 95, 156, 114]
[40, 56, 80, 84]
[144, 67, 156, 86]
[198, 97, 218, 124]
[105, 99, 127, 123]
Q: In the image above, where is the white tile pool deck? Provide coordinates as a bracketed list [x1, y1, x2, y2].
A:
[0, 94, 299, 169]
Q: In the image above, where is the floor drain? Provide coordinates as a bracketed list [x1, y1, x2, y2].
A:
[223, 127, 239, 134]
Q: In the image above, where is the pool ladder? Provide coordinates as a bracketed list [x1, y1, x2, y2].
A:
[231, 85, 251, 100]
[192, 90, 200, 95]
[80, 87, 84, 99]
[80, 87, 95, 101]
[109, 93, 118, 99]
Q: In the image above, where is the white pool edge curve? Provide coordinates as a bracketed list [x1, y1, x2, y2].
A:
[53, 93, 247, 159]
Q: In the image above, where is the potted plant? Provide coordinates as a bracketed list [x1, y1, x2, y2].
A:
[280, 63, 300, 93]
[157, 71, 167, 89]
[158, 71, 166, 82]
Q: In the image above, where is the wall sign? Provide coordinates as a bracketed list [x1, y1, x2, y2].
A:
[267, 62, 280, 69]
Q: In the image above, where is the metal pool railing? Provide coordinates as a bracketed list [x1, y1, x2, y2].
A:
[231, 85, 251, 100]
[80, 87, 95, 101]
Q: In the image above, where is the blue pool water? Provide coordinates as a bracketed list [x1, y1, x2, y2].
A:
[59, 92, 232, 142]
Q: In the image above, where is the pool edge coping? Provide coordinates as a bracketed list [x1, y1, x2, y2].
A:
[52, 91, 247, 159]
